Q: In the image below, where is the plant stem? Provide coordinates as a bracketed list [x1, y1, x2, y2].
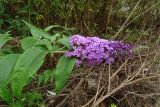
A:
[53, 51, 66, 54]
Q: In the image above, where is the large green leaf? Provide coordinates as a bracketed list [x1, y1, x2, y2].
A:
[21, 37, 37, 50]
[57, 36, 71, 49]
[55, 56, 75, 93]
[0, 54, 19, 104]
[36, 39, 53, 52]
[21, 37, 53, 52]
[11, 47, 48, 97]
[0, 35, 12, 49]
[44, 25, 61, 32]
[22, 20, 51, 40]
[0, 54, 19, 87]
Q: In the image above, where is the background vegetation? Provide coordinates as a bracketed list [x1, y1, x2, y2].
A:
[0, 0, 160, 37]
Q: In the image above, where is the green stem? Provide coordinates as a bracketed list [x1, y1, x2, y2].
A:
[53, 51, 66, 54]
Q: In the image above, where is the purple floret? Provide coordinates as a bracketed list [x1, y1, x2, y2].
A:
[65, 35, 133, 67]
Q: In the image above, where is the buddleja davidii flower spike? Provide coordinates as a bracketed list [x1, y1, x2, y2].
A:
[65, 35, 133, 67]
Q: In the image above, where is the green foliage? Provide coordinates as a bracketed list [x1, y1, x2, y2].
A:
[111, 103, 117, 107]
[57, 36, 71, 49]
[23, 20, 51, 40]
[44, 25, 62, 32]
[11, 47, 48, 98]
[0, 0, 159, 37]
[38, 69, 55, 85]
[55, 56, 75, 93]
[25, 92, 43, 107]
[0, 32, 12, 49]
[36, 39, 53, 52]
[21, 36, 54, 52]
[0, 54, 19, 88]
[0, 21, 75, 106]
[0, 88, 12, 103]
[21, 37, 37, 50]
[50, 33, 61, 43]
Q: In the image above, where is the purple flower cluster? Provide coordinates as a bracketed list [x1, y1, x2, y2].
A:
[65, 35, 133, 67]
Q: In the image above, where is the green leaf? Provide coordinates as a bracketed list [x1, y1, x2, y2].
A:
[36, 39, 53, 52]
[11, 47, 48, 97]
[50, 33, 61, 42]
[21, 37, 37, 50]
[55, 56, 75, 93]
[0, 88, 12, 103]
[21, 37, 53, 52]
[57, 36, 71, 49]
[44, 70, 54, 84]
[22, 20, 51, 40]
[38, 69, 55, 85]
[44, 25, 61, 32]
[25, 92, 43, 107]
[0, 34, 12, 49]
[0, 52, 14, 104]
[10, 101, 24, 107]
[0, 48, 14, 55]
[111, 103, 117, 107]
[38, 75, 45, 86]
[0, 54, 19, 87]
